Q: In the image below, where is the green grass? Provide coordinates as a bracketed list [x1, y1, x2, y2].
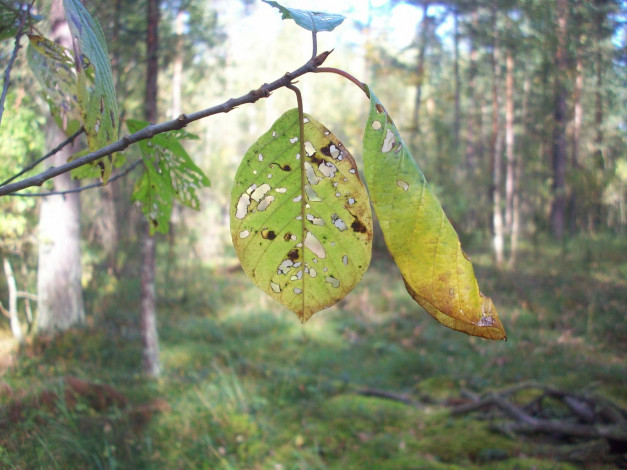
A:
[0, 235, 625, 469]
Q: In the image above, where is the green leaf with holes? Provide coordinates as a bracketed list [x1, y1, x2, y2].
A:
[27, 36, 82, 136]
[63, 0, 119, 182]
[263, 1, 345, 33]
[231, 109, 372, 322]
[363, 87, 506, 340]
[127, 119, 210, 235]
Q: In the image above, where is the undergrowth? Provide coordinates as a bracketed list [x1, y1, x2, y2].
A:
[0, 235, 625, 469]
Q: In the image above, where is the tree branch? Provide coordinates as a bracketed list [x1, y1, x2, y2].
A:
[0, 50, 333, 197]
[0, 1, 34, 128]
[0, 127, 85, 187]
[8, 158, 142, 197]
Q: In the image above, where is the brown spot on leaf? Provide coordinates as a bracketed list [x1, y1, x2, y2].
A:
[287, 249, 299, 261]
[261, 229, 276, 240]
[320, 144, 332, 157]
[351, 219, 368, 234]
[309, 154, 324, 165]
[270, 163, 292, 171]
[375, 104, 385, 114]
[284, 232, 293, 241]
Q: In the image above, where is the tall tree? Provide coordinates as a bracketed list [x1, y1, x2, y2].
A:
[140, 0, 162, 378]
[453, 8, 461, 153]
[504, 17, 516, 261]
[549, 0, 569, 238]
[37, 0, 85, 333]
[490, 3, 504, 266]
[464, 9, 480, 171]
[412, 1, 430, 134]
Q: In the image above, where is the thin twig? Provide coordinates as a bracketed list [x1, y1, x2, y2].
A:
[0, 50, 333, 197]
[0, 1, 34, 128]
[311, 30, 318, 59]
[16, 291, 37, 301]
[355, 388, 417, 406]
[0, 127, 85, 187]
[315, 67, 370, 97]
[8, 158, 142, 197]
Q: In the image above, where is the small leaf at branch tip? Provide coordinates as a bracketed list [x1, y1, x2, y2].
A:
[263, 1, 345, 33]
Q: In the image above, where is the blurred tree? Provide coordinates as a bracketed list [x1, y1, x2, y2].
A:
[140, 0, 162, 378]
[36, 0, 85, 333]
[549, 0, 569, 238]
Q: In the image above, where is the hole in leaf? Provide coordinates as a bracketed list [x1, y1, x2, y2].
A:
[235, 193, 251, 219]
[258, 195, 275, 211]
[305, 141, 316, 156]
[397, 180, 409, 191]
[304, 232, 326, 259]
[278, 259, 294, 275]
[250, 184, 271, 202]
[381, 129, 395, 153]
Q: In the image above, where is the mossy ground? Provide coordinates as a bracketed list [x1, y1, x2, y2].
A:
[0, 234, 625, 469]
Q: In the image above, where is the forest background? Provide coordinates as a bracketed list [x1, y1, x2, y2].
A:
[0, 0, 625, 468]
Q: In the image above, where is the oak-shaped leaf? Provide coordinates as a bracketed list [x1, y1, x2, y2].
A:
[63, 0, 119, 183]
[363, 88, 506, 340]
[230, 109, 372, 322]
[127, 119, 210, 235]
[263, 1, 345, 33]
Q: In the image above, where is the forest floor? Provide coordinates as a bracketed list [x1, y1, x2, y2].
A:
[0, 234, 625, 469]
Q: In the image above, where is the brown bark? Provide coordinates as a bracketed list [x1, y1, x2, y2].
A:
[37, 0, 85, 333]
[549, 0, 569, 238]
[491, 5, 504, 267]
[140, 0, 162, 378]
[412, 2, 430, 134]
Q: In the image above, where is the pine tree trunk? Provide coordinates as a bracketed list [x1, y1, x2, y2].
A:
[37, 0, 85, 334]
[504, 47, 515, 238]
[510, 75, 530, 268]
[570, 53, 583, 232]
[592, 12, 605, 230]
[412, 2, 430, 135]
[140, 0, 162, 378]
[453, 10, 461, 154]
[549, 0, 569, 238]
[465, 11, 479, 171]
[491, 5, 504, 267]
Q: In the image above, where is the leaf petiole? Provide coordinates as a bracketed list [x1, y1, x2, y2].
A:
[315, 67, 369, 97]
